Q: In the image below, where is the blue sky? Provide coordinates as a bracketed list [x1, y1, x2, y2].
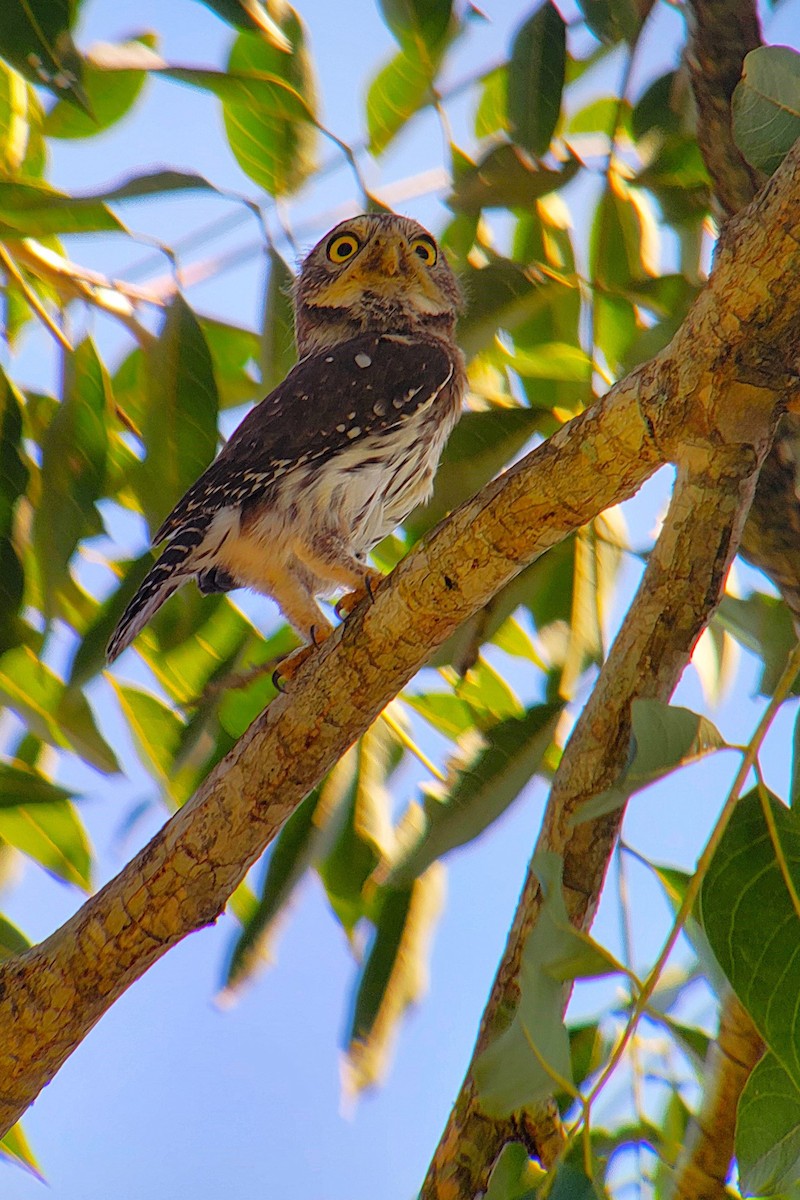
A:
[3, 1, 800, 1197]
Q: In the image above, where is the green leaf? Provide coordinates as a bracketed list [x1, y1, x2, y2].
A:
[137, 595, 258, 706]
[200, 316, 262, 410]
[0, 645, 119, 774]
[199, 0, 295, 47]
[386, 704, 562, 887]
[737, 1051, 800, 1197]
[507, 342, 592, 383]
[549, 1163, 602, 1200]
[0, 798, 91, 889]
[0, 370, 29, 646]
[0, 0, 88, 112]
[474, 852, 621, 1116]
[733, 46, 800, 175]
[345, 867, 444, 1095]
[44, 34, 155, 138]
[568, 96, 629, 137]
[449, 143, 579, 215]
[507, 3, 566, 158]
[260, 246, 296, 392]
[110, 680, 185, 791]
[86, 39, 313, 118]
[135, 294, 219, 533]
[317, 724, 398, 935]
[0, 761, 73, 807]
[632, 72, 683, 140]
[0, 60, 46, 178]
[484, 1142, 541, 1200]
[33, 338, 109, 614]
[716, 594, 798, 697]
[403, 691, 474, 740]
[0, 1121, 43, 1180]
[379, 0, 452, 51]
[222, 21, 317, 196]
[0, 179, 125, 236]
[0, 913, 31, 959]
[635, 856, 729, 999]
[700, 790, 800, 1093]
[474, 65, 508, 138]
[224, 787, 321, 992]
[577, 0, 641, 45]
[792, 706, 800, 809]
[591, 173, 655, 291]
[366, 47, 437, 156]
[458, 258, 577, 359]
[69, 554, 153, 687]
[574, 700, 728, 823]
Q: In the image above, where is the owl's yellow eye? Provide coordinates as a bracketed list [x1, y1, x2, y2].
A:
[327, 232, 361, 263]
[410, 235, 437, 266]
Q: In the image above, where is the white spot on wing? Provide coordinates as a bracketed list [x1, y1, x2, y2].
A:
[355, 353, 372, 368]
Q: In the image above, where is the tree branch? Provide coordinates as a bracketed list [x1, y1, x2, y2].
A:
[667, 991, 764, 1200]
[421, 143, 800, 1195]
[686, 0, 762, 218]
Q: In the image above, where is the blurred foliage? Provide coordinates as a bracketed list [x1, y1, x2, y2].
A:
[1, 0, 800, 1193]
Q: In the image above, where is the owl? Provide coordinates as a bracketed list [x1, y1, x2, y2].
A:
[106, 213, 466, 682]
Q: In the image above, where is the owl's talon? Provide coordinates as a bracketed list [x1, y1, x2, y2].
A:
[272, 627, 332, 689]
[336, 570, 383, 620]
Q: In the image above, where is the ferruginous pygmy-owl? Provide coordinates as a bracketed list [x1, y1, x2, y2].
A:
[106, 213, 466, 680]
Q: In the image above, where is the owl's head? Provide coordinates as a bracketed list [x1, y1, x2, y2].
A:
[294, 213, 461, 356]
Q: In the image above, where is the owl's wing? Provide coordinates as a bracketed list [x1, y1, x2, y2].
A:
[153, 332, 458, 545]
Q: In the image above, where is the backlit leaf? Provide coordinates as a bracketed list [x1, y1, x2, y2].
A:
[0, 0, 88, 112]
[135, 294, 219, 533]
[0, 61, 46, 178]
[344, 866, 444, 1095]
[577, 0, 641, 45]
[0, 180, 125, 237]
[44, 34, 156, 138]
[0, 370, 28, 648]
[224, 787, 322, 993]
[575, 700, 728, 823]
[379, 0, 452, 51]
[366, 47, 437, 156]
[110, 680, 185, 791]
[474, 66, 508, 138]
[0, 798, 91, 889]
[0, 913, 30, 959]
[222, 20, 317, 195]
[507, 3, 566, 158]
[260, 246, 296, 392]
[0, 1121, 43, 1179]
[0, 762, 73, 808]
[474, 852, 620, 1115]
[449, 143, 579, 215]
[0, 646, 119, 774]
[34, 338, 109, 613]
[317, 723, 399, 935]
[386, 704, 560, 887]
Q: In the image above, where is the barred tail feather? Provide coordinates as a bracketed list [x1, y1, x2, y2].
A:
[106, 541, 196, 663]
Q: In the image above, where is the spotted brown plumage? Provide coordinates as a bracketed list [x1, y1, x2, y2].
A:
[106, 214, 466, 676]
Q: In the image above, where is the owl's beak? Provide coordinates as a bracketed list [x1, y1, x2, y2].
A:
[376, 240, 401, 276]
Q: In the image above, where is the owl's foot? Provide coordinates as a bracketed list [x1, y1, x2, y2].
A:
[273, 625, 330, 690]
[335, 569, 383, 620]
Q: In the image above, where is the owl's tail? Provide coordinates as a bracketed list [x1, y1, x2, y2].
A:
[106, 539, 197, 664]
